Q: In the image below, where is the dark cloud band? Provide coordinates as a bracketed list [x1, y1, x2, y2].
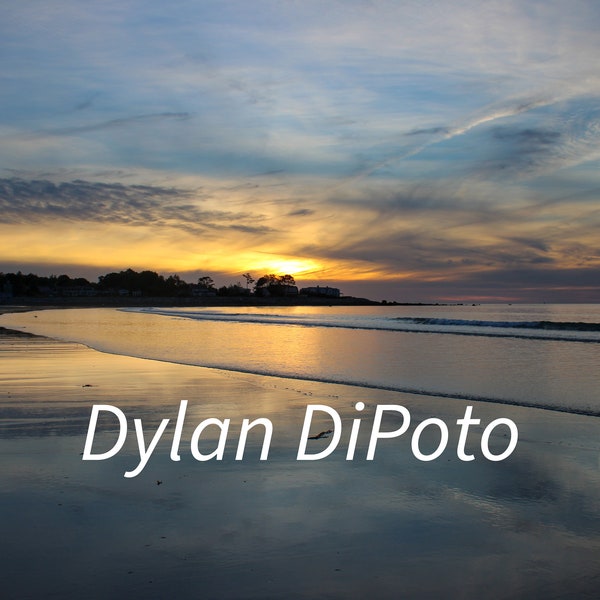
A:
[0, 178, 272, 235]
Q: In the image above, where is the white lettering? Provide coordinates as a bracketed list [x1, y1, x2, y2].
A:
[297, 405, 342, 460]
[82, 405, 128, 461]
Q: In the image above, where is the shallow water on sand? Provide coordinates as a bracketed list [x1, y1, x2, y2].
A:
[2, 305, 599, 414]
[2, 326, 600, 598]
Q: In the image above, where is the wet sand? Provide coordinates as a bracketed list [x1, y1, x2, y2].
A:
[2, 329, 600, 599]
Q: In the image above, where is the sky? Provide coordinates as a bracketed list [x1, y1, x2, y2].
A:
[1, 0, 599, 302]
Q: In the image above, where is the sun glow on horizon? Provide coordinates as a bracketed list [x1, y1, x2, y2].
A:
[253, 257, 321, 278]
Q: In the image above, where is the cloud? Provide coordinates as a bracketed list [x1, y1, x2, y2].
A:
[462, 102, 600, 179]
[287, 208, 315, 217]
[0, 178, 272, 236]
[39, 113, 192, 136]
[308, 176, 600, 282]
[328, 94, 563, 188]
[505, 237, 551, 253]
[493, 128, 561, 146]
[464, 125, 564, 177]
[406, 127, 451, 136]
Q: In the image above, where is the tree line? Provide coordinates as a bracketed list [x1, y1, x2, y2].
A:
[0, 269, 296, 298]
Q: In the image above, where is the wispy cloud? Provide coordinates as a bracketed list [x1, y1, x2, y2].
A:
[287, 208, 315, 217]
[0, 178, 272, 236]
[40, 113, 192, 136]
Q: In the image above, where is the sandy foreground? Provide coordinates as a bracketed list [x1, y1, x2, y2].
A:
[2, 324, 600, 599]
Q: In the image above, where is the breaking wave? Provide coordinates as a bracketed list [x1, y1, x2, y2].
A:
[394, 317, 600, 332]
[131, 308, 600, 343]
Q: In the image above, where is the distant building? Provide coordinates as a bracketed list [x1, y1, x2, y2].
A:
[300, 286, 341, 298]
[191, 285, 217, 297]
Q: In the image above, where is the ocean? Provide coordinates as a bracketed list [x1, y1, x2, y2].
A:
[2, 303, 599, 415]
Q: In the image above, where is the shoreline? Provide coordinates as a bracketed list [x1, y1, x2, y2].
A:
[2, 304, 599, 420]
[0, 295, 445, 309]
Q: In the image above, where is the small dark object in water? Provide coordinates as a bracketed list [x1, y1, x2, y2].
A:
[308, 429, 333, 440]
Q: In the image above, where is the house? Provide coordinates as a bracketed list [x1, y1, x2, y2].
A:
[191, 285, 217, 297]
[300, 286, 341, 298]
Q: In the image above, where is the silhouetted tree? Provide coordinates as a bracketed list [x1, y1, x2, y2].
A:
[254, 274, 279, 290]
[278, 274, 295, 286]
[242, 273, 254, 290]
[217, 283, 247, 296]
[165, 274, 190, 296]
[254, 273, 297, 297]
[0, 271, 65, 296]
[97, 268, 184, 296]
[197, 276, 215, 290]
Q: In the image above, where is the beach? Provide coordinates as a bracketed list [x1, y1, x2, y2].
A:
[2, 306, 600, 599]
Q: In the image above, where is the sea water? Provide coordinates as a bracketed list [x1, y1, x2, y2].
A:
[1, 303, 598, 415]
